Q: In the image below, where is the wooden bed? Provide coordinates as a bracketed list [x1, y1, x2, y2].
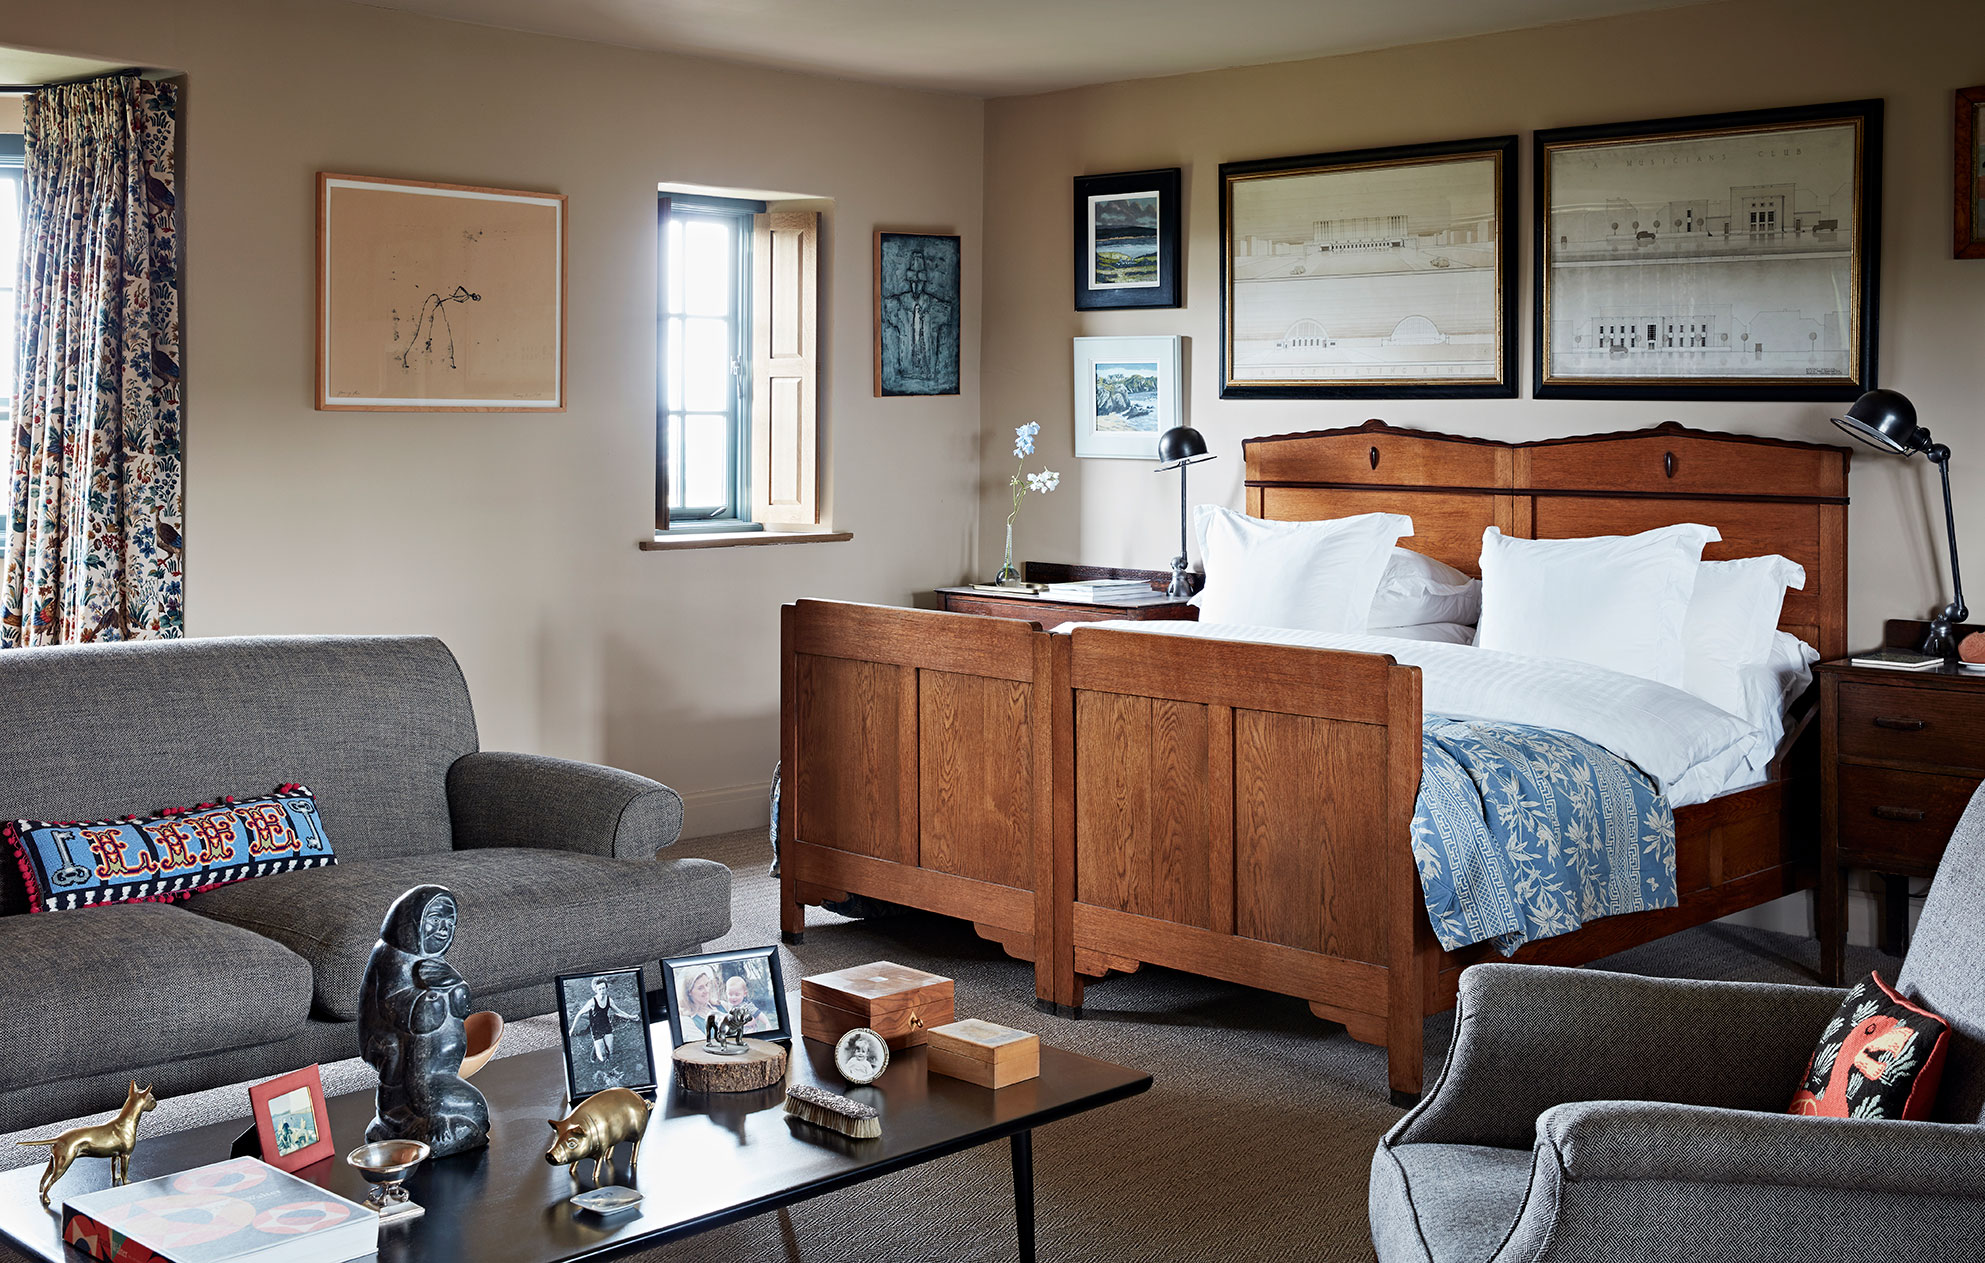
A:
[781, 420, 1849, 1104]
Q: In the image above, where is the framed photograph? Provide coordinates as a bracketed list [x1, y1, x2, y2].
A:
[1534, 99, 1882, 400]
[660, 945, 792, 1049]
[834, 1027, 890, 1085]
[554, 967, 659, 1102]
[1956, 86, 1985, 259]
[1074, 168, 1182, 310]
[874, 231, 961, 397]
[1219, 135, 1517, 399]
[1073, 335, 1182, 460]
[317, 173, 565, 411]
[246, 1064, 334, 1172]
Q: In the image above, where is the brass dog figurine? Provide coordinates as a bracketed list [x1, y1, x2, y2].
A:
[544, 1087, 654, 1184]
[20, 1081, 156, 1207]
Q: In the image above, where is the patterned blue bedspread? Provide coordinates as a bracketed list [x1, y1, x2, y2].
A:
[1411, 714, 1677, 956]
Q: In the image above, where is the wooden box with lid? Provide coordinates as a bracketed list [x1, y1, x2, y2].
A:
[799, 961, 955, 1050]
[925, 1019, 1041, 1089]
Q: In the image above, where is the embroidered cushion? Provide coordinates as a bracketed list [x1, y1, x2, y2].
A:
[1789, 971, 1949, 1120]
[4, 785, 336, 912]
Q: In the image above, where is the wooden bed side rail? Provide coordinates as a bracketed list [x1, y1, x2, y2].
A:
[780, 600, 1057, 996]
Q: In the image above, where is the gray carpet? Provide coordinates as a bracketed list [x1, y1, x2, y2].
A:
[3, 830, 1904, 1262]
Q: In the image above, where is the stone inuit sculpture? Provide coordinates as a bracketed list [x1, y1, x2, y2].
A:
[359, 885, 490, 1157]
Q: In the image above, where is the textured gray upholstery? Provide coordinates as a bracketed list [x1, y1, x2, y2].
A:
[0, 636, 478, 913]
[186, 848, 732, 1020]
[1897, 781, 1985, 1124]
[1372, 780, 1985, 1262]
[448, 751, 685, 860]
[0, 904, 311, 1092]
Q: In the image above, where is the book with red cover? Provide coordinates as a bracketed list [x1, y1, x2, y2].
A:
[60, 1157, 376, 1263]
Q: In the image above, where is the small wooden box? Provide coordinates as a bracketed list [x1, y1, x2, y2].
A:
[924, 1019, 1040, 1089]
[800, 961, 955, 1050]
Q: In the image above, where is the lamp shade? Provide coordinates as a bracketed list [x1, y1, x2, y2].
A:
[1830, 389, 1926, 456]
[1155, 426, 1215, 471]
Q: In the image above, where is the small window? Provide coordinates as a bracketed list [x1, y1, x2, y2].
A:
[659, 196, 756, 528]
[0, 134, 22, 425]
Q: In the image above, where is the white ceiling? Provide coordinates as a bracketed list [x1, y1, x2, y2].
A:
[0, 49, 132, 88]
[350, 0, 1703, 97]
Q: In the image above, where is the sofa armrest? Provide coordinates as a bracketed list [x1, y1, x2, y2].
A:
[447, 752, 684, 861]
[1539, 1099, 1985, 1198]
[1390, 963, 1845, 1150]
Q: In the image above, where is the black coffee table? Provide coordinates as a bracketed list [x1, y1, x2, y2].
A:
[0, 1024, 1149, 1263]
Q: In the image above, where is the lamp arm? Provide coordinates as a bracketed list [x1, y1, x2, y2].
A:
[1935, 448, 1967, 622]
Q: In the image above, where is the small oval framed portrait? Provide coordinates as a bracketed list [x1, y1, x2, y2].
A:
[834, 1027, 890, 1085]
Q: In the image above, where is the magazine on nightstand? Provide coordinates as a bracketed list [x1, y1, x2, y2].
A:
[1848, 648, 1944, 671]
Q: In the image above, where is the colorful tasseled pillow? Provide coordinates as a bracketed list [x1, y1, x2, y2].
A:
[4, 785, 336, 912]
[1789, 971, 1949, 1120]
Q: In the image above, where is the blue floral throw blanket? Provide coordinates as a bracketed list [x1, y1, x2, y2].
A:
[1412, 714, 1678, 955]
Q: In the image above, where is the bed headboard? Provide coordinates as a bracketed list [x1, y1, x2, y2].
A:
[1242, 420, 1850, 659]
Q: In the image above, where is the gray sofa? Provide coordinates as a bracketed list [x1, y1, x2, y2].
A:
[1369, 781, 1985, 1261]
[0, 635, 732, 1132]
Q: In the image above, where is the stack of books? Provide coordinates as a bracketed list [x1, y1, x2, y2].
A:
[1041, 579, 1158, 602]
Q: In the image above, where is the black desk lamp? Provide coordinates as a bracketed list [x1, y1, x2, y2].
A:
[1830, 388, 1968, 656]
[1156, 426, 1215, 599]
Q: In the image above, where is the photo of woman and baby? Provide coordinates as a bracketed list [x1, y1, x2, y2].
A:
[665, 947, 788, 1046]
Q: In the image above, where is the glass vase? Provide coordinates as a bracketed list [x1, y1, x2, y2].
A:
[995, 522, 1020, 586]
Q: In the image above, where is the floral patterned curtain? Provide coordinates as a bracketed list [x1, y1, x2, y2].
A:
[1, 75, 181, 647]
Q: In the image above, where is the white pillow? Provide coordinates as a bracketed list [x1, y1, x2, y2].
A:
[1368, 548, 1482, 629]
[1371, 621, 1476, 645]
[1680, 555, 1806, 712]
[1189, 507, 1413, 632]
[1688, 627, 1819, 720]
[1474, 523, 1721, 687]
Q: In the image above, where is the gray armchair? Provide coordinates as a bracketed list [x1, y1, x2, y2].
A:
[1371, 782, 1985, 1261]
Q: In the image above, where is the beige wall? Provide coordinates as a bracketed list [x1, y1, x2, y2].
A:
[983, 0, 1985, 651]
[0, 0, 984, 833]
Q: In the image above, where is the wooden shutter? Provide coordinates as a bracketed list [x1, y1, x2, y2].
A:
[752, 212, 819, 525]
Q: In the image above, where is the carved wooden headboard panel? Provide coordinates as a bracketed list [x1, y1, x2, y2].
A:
[1242, 420, 1850, 659]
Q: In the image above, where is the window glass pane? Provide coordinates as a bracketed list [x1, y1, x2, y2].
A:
[664, 316, 683, 412]
[682, 218, 730, 317]
[682, 316, 729, 413]
[667, 413, 684, 508]
[664, 217, 684, 315]
[0, 173, 17, 406]
[683, 413, 728, 509]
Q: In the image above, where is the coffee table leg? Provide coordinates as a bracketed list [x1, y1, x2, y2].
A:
[1011, 1130, 1035, 1263]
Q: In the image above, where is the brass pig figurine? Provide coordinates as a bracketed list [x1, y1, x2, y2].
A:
[544, 1087, 654, 1183]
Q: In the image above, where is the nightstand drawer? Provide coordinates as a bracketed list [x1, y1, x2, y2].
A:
[1836, 680, 1985, 774]
[1835, 764, 1981, 871]
[941, 595, 1126, 624]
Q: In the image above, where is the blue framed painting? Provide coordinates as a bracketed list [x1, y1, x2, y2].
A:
[1074, 168, 1181, 311]
[873, 231, 961, 396]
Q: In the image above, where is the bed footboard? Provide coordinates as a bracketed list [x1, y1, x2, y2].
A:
[780, 600, 1056, 997]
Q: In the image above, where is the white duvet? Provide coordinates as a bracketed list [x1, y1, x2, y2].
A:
[1062, 620, 1774, 807]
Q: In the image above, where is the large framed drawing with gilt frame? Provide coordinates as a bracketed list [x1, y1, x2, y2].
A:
[1219, 135, 1517, 400]
[1534, 99, 1882, 401]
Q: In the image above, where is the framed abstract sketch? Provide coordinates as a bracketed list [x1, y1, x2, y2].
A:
[1073, 168, 1182, 310]
[1073, 335, 1181, 459]
[317, 173, 565, 411]
[1534, 100, 1882, 401]
[1955, 86, 1985, 259]
[873, 231, 961, 396]
[1219, 136, 1517, 399]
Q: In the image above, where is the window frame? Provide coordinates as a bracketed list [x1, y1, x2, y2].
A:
[657, 192, 766, 533]
[0, 133, 23, 427]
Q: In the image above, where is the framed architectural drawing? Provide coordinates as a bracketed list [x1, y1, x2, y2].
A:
[1955, 86, 1985, 259]
[1534, 100, 1882, 401]
[1073, 335, 1181, 459]
[873, 231, 961, 396]
[1219, 136, 1516, 399]
[1073, 168, 1182, 310]
[317, 173, 565, 411]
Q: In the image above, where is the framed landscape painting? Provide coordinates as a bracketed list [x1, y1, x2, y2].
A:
[874, 231, 961, 396]
[1534, 99, 1882, 400]
[317, 173, 565, 411]
[1956, 85, 1985, 259]
[1073, 335, 1181, 459]
[1219, 136, 1516, 399]
[1073, 168, 1182, 310]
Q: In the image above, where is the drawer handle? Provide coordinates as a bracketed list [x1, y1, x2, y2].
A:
[1872, 805, 1927, 823]
[1871, 716, 1928, 732]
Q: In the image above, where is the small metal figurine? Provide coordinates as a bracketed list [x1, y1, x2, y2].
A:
[20, 1081, 156, 1208]
[359, 885, 490, 1158]
[544, 1087, 655, 1184]
[702, 1002, 757, 1056]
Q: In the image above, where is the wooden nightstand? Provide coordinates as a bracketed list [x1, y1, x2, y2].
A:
[935, 562, 1198, 626]
[1817, 618, 1985, 985]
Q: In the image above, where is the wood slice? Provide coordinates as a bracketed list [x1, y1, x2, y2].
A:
[672, 1038, 788, 1093]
